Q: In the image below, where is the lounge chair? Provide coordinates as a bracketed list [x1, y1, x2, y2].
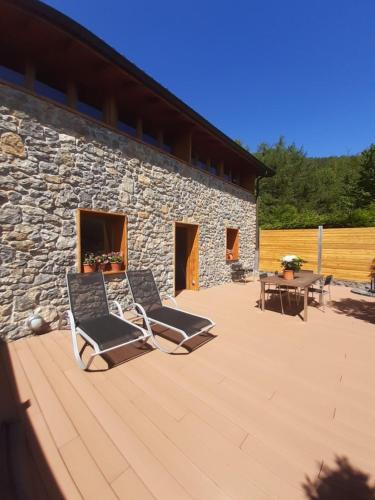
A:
[66, 272, 150, 369]
[126, 269, 215, 353]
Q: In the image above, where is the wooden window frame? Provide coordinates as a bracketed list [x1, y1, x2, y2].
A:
[226, 228, 239, 261]
[76, 208, 128, 275]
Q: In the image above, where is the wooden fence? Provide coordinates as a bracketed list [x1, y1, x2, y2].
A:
[260, 227, 375, 282]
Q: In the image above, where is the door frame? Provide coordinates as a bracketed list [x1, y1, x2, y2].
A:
[173, 221, 199, 294]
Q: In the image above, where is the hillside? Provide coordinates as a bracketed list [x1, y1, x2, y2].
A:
[254, 138, 375, 229]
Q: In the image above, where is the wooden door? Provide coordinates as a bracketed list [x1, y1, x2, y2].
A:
[174, 222, 199, 292]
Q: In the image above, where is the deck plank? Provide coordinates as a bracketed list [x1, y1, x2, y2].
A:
[93, 373, 231, 500]
[28, 336, 129, 483]
[65, 367, 192, 500]
[4, 282, 375, 499]
[14, 340, 77, 448]
[59, 436, 117, 500]
[111, 468, 156, 500]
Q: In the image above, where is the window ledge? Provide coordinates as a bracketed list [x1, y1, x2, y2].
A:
[102, 270, 126, 276]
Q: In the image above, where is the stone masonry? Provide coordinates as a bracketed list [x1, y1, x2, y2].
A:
[0, 84, 256, 340]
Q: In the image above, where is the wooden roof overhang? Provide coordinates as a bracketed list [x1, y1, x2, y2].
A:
[0, 0, 273, 178]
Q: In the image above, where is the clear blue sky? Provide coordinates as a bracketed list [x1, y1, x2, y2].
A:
[44, 0, 375, 157]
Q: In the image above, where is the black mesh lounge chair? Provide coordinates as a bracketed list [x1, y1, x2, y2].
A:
[66, 272, 150, 369]
[126, 269, 215, 353]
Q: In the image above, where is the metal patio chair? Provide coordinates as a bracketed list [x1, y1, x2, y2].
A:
[66, 272, 150, 369]
[259, 272, 288, 314]
[126, 269, 215, 353]
[309, 274, 333, 311]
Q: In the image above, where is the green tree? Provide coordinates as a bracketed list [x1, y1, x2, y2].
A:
[357, 144, 375, 207]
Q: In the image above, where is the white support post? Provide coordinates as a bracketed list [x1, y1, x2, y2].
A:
[317, 225, 323, 274]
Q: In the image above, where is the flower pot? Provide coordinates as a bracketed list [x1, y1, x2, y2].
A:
[283, 269, 294, 280]
[111, 262, 122, 272]
[83, 264, 96, 273]
[98, 263, 107, 272]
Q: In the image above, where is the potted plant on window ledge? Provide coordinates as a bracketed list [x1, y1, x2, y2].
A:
[83, 253, 96, 273]
[109, 252, 123, 272]
[281, 255, 305, 280]
[96, 254, 109, 272]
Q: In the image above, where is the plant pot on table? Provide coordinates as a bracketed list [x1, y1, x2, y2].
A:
[283, 269, 294, 280]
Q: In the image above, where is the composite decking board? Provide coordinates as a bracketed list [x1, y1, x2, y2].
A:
[14, 340, 78, 448]
[0, 345, 49, 500]
[92, 375, 231, 500]
[5, 282, 375, 499]
[138, 357, 248, 447]
[133, 388, 295, 499]
[64, 367, 193, 500]
[111, 468, 156, 500]
[59, 436, 118, 500]
[41, 332, 159, 500]
[8, 343, 82, 500]
[144, 344, 325, 483]
[28, 336, 130, 483]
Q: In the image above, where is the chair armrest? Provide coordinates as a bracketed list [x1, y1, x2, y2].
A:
[66, 310, 76, 332]
[131, 302, 153, 334]
[112, 300, 124, 319]
[164, 294, 178, 309]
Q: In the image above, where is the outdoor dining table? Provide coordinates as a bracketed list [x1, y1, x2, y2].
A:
[260, 273, 323, 322]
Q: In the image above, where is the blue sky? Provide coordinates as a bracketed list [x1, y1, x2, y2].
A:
[44, 0, 375, 157]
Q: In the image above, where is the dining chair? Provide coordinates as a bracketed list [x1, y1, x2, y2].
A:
[309, 275, 333, 311]
[259, 272, 286, 314]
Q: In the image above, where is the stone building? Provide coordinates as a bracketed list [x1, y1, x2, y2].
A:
[0, 0, 271, 340]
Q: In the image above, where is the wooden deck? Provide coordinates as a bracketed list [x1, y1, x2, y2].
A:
[1, 282, 375, 499]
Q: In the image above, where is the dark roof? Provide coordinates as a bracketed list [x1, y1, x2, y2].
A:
[2, 0, 273, 177]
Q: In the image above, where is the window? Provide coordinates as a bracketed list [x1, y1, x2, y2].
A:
[223, 166, 231, 182]
[35, 78, 66, 104]
[0, 64, 24, 86]
[77, 209, 127, 274]
[210, 162, 218, 176]
[117, 120, 136, 136]
[226, 228, 239, 261]
[143, 131, 158, 147]
[77, 100, 102, 121]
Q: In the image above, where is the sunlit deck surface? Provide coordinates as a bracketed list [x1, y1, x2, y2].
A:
[2, 281, 375, 499]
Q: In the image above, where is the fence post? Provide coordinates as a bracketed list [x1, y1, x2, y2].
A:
[317, 225, 323, 273]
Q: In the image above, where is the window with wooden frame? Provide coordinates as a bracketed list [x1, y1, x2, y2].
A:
[226, 228, 239, 261]
[77, 209, 127, 274]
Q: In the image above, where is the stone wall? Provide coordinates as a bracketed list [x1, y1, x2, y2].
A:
[0, 84, 256, 340]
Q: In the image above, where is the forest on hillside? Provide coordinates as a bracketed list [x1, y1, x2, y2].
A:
[250, 138, 375, 229]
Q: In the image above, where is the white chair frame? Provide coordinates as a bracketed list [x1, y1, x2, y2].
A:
[66, 274, 150, 370]
[127, 272, 215, 354]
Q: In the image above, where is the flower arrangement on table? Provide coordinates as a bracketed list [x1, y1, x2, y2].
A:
[280, 255, 306, 280]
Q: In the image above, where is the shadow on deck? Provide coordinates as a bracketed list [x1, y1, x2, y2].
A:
[0, 339, 64, 500]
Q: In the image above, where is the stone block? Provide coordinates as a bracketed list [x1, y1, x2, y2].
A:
[0, 132, 26, 158]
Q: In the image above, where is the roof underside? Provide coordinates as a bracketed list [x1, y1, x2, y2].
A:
[0, 0, 272, 177]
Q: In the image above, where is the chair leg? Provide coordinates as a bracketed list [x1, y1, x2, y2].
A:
[279, 289, 284, 314]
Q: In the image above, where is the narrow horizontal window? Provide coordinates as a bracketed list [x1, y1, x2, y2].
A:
[210, 162, 218, 175]
[143, 132, 158, 147]
[77, 100, 102, 121]
[35, 79, 66, 104]
[117, 120, 136, 136]
[0, 64, 24, 86]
